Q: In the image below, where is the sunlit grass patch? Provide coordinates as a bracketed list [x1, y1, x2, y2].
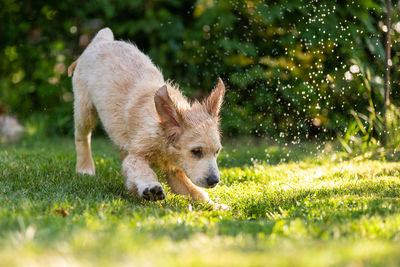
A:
[1, 138, 400, 266]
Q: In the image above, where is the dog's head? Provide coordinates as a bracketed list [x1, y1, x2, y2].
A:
[155, 78, 225, 188]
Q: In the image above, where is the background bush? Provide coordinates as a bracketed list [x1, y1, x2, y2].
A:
[1, 0, 399, 139]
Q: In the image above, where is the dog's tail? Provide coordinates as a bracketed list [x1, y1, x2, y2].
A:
[68, 28, 114, 77]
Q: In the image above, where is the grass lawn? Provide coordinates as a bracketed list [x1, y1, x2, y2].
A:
[1, 137, 400, 266]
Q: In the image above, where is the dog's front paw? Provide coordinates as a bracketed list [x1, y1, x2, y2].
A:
[142, 184, 166, 201]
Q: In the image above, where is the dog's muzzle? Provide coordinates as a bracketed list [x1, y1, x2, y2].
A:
[206, 174, 219, 188]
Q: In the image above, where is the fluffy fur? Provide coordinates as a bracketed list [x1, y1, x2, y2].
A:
[69, 28, 226, 206]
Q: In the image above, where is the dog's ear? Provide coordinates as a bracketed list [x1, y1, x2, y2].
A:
[204, 78, 225, 117]
[154, 85, 183, 141]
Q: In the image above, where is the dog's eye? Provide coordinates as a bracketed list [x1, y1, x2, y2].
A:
[215, 148, 220, 155]
[191, 148, 203, 158]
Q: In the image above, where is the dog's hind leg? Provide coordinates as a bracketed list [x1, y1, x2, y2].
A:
[73, 82, 98, 176]
[166, 169, 210, 202]
[122, 154, 165, 201]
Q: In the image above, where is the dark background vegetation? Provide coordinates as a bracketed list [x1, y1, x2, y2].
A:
[1, 0, 399, 141]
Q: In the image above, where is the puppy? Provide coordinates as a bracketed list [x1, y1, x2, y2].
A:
[68, 28, 226, 206]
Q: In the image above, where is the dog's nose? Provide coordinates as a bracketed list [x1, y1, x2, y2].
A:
[206, 174, 219, 187]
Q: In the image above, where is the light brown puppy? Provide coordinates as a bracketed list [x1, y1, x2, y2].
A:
[68, 28, 226, 206]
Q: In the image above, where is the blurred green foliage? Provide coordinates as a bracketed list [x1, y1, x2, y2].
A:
[0, 0, 399, 139]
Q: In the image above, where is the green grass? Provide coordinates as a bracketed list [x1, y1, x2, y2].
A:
[1, 137, 400, 266]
